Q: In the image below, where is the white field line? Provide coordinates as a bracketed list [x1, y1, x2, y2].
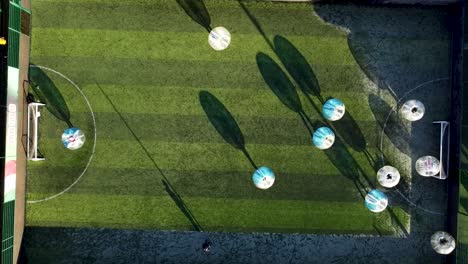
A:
[27, 65, 97, 204]
[379, 77, 449, 215]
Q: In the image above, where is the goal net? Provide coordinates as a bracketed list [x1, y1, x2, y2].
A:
[27, 102, 46, 161]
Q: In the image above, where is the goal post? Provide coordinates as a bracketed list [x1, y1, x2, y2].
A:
[27, 102, 45, 161]
[433, 121, 450, 180]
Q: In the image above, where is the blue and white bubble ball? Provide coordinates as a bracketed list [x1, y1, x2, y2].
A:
[322, 98, 345, 121]
[252, 166, 275, 190]
[62, 127, 85, 150]
[312, 127, 335, 149]
[365, 189, 388, 213]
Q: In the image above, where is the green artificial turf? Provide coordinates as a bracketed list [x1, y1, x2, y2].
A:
[26, 0, 449, 235]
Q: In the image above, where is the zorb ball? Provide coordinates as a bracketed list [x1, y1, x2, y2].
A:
[62, 127, 85, 150]
[415, 156, 440, 177]
[400, 100, 425, 121]
[377, 166, 401, 188]
[208, 27, 231, 51]
[312, 127, 335, 150]
[252, 166, 275, 190]
[431, 231, 456, 255]
[322, 98, 345, 121]
[365, 189, 388, 213]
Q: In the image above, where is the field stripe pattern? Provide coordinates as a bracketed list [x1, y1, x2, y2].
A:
[26, 0, 450, 235]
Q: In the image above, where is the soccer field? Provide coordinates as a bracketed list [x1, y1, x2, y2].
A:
[25, 0, 450, 237]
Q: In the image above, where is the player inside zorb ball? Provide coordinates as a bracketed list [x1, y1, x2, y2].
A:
[208, 27, 231, 51]
[261, 175, 273, 188]
[62, 127, 86, 150]
[365, 189, 388, 213]
[252, 166, 275, 190]
[322, 98, 345, 121]
[312, 127, 335, 149]
[416, 156, 440, 177]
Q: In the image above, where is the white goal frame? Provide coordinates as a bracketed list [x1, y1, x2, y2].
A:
[27, 102, 46, 161]
[433, 121, 449, 180]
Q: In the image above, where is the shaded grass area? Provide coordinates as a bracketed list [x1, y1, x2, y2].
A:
[199, 91, 258, 169]
[22, 226, 445, 264]
[313, 4, 450, 98]
[27, 0, 450, 238]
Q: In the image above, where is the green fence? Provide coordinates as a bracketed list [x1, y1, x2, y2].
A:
[7, 3, 19, 68]
[1, 201, 15, 264]
[1, 0, 28, 263]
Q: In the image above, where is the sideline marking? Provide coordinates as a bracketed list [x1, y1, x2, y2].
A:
[27, 65, 97, 204]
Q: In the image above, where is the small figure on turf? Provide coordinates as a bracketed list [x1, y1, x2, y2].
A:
[202, 239, 212, 253]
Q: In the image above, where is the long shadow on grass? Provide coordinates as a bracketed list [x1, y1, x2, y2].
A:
[256, 52, 313, 135]
[318, 123, 371, 200]
[272, 35, 375, 166]
[29, 65, 73, 127]
[97, 83, 204, 232]
[245, 12, 373, 165]
[162, 180, 203, 232]
[240, 2, 320, 105]
[238, 1, 273, 51]
[368, 94, 410, 156]
[331, 111, 376, 166]
[257, 50, 372, 204]
[273, 35, 324, 104]
[199, 91, 258, 170]
[313, 119, 409, 236]
[241, 0, 321, 114]
[241, 4, 320, 114]
[242, 3, 323, 109]
[176, 0, 212, 32]
[308, 118, 374, 200]
[245, 6, 408, 235]
[255, 52, 372, 200]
